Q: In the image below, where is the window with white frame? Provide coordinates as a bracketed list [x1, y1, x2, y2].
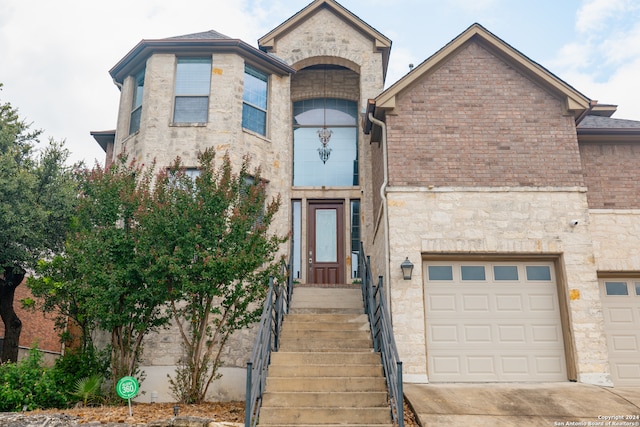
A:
[173, 58, 212, 124]
[242, 66, 268, 135]
[129, 69, 145, 135]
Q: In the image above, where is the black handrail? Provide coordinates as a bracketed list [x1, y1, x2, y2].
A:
[359, 242, 404, 427]
[245, 258, 293, 427]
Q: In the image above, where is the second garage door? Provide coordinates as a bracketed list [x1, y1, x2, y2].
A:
[425, 261, 567, 382]
[600, 279, 640, 386]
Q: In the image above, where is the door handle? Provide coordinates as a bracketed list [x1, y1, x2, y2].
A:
[309, 250, 313, 265]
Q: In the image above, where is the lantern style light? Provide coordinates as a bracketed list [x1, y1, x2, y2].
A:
[400, 257, 414, 280]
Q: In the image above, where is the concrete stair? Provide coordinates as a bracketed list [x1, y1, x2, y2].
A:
[257, 287, 392, 426]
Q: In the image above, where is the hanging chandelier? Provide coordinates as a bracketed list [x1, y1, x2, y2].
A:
[317, 128, 332, 164]
[317, 66, 331, 164]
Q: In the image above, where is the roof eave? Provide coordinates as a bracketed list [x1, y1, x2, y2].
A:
[577, 128, 640, 142]
[90, 130, 116, 153]
[258, 0, 391, 80]
[110, 38, 295, 84]
[376, 24, 590, 120]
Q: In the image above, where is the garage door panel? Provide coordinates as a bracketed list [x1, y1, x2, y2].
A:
[464, 325, 492, 343]
[528, 294, 557, 312]
[614, 364, 640, 382]
[610, 335, 638, 352]
[467, 356, 494, 375]
[606, 306, 635, 324]
[428, 294, 457, 311]
[496, 294, 523, 311]
[600, 279, 640, 386]
[498, 325, 526, 342]
[429, 352, 566, 381]
[535, 356, 565, 374]
[502, 356, 528, 374]
[531, 324, 562, 342]
[431, 356, 460, 375]
[462, 294, 491, 311]
[430, 324, 458, 343]
[425, 261, 567, 383]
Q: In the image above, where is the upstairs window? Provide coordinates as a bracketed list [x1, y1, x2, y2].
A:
[293, 98, 358, 186]
[173, 58, 211, 124]
[242, 66, 268, 135]
[129, 69, 145, 135]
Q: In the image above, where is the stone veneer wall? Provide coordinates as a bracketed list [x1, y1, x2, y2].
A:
[109, 48, 293, 402]
[589, 210, 640, 272]
[385, 188, 613, 386]
[272, 6, 386, 252]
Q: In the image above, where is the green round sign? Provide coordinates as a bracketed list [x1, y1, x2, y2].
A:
[116, 376, 139, 399]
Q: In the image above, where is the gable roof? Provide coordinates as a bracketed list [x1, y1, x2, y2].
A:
[258, 0, 391, 79]
[371, 23, 591, 122]
[110, 30, 294, 84]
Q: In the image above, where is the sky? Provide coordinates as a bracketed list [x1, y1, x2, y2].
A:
[1, 0, 639, 166]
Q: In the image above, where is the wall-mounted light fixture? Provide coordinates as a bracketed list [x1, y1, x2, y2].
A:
[400, 257, 414, 280]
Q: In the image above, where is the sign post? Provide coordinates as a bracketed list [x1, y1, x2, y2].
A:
[116, 376, 139, 417]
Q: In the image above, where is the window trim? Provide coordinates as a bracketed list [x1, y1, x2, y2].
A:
[129, 69, 145, 135]
[242, 65, 269, 136]
[172, 57, 212, 125]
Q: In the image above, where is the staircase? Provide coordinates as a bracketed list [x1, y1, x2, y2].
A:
[257, 286, 393, 426]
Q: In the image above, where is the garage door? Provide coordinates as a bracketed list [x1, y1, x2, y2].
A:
[425, 261, 567, 382]
[600, 279, 640, 386]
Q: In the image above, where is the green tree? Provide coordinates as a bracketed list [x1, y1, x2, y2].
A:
[144, 149, 285, 403]
[0, 83, 77, 362]
[65, 155, 172, 383]
[31, 154, 172, 385]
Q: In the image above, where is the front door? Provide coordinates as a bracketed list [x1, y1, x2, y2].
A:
[308, 201, 344, 284]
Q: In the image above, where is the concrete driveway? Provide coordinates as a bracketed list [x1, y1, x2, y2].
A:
[404, 382, 640, 426]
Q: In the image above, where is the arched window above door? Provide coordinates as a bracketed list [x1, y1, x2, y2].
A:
[293, 98, 358, 187]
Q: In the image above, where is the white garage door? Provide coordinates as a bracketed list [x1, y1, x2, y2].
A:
[600, 279, 640, 386]
[425, 261, 567, 382]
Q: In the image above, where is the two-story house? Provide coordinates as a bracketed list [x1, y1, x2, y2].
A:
[94, 0, 640, 401]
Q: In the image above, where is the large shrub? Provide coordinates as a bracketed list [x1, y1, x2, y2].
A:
[0, 346, 109, 411]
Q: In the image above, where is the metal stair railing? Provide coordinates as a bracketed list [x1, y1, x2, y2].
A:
[359, 241, 404, 427]
[245, 258, 293, 427]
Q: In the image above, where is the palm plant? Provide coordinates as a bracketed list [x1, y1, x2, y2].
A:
[69, 374, 103, 406]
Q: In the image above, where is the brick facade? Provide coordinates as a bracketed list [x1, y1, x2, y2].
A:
[580, 142, 640, 209]
[0, 280, 61, 360]
[387, 42, 584, 188]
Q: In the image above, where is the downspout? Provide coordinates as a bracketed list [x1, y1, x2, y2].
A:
[368, 113, 392, 309]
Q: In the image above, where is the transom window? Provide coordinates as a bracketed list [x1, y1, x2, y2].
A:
[129, 69, 145, 135]
[605, 281, 629, 296]
[427, 263, 552, 283]
[293, 98, 358, 187]
[242, 66, 268, 135]
[173, 57, 212, 124]
[603, 280, 640, 296]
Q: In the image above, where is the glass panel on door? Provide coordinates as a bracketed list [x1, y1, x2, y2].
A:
[315, 209, 337, 262]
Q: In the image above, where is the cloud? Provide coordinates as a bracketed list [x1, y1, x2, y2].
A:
[575, 0, 634, 33]
[576, 0, 629, 33]
[598, 21, 640, 65]
[547, 0, 640, 121]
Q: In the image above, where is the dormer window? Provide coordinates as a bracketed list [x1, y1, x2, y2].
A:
[173, 58, 212, 124]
